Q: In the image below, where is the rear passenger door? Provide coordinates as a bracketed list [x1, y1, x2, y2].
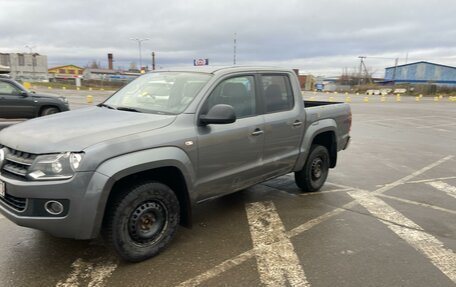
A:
[260, 74, 305, 178]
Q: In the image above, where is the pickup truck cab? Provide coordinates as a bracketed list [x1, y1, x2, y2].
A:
[0, 66, 351, 262]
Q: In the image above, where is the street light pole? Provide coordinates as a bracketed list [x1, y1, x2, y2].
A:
[130, 38, 150, 71]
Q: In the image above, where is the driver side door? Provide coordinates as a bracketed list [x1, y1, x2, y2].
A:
[0, 81, 35, 118]
[195, 75, 265, 201]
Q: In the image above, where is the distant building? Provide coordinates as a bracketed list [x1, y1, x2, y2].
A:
[48, 65, 84, 80]
[384, 61, 456, 86]
[83, 68, 138, 82]
[297, 74, 316, 91]
[0, 64, 10, 75]
[0, 53, 48, 81]
[83, 68, 118, 80]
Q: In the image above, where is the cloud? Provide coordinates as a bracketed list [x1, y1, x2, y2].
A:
[0, 0, 455, 76]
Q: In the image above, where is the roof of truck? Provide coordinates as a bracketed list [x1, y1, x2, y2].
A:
[154, 66, 293, 75]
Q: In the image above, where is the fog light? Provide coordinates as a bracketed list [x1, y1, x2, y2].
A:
[44, 201, 64, 215]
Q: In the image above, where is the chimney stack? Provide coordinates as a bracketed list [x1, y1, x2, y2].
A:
[152, 52, 156, 71]
[108, 53, 113, 70]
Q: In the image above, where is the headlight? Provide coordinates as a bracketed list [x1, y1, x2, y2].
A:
[59, 97, 68, 104]
[27, 152, 84, 180]
[0, 147, 5, 168]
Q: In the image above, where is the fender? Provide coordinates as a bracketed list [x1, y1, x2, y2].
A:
[82, 146, 196, 238]
[293, 118, 337, 171]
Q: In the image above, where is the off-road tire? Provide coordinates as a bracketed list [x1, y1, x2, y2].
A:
[103, 181, 180, 262]
[294, 144, 330, 192]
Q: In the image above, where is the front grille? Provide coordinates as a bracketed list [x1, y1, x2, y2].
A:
[2, 148, 37, 179]
[0, 193, 27, 212]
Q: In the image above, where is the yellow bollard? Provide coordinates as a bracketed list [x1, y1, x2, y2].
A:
[23, 82, 32, 89]
[434, 96, 439, 102]
[345, 96, 351, 103]
[381, 96, 386, 102]
[363, 97, 369, 103]
[89, 87, 93, 91]
[48, 86, 52, 89]
[87, 95, 93, 104]
[439, 95, 443, 99]
[396, 96, 401, 102]
[76, 87, 80, 91]
[62, 86, 66, 90]
[415, 96, 420, 102]
[345, 92, 348, 95]
[309, 97, 316, 101]
[334, 91, 338, 94]
[356, 92, 359, 96]
[329, 97, 334, 102]
[419, 94, 423, 98]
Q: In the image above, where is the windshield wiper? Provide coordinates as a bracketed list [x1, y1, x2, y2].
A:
[98, 103, 116, 109]
[116, 106, 141, 113]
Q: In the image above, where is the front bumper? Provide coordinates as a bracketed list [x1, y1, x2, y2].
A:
[0, 171, 110, 239]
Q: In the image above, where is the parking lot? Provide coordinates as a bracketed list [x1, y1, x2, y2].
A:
[0, 89, 455, 287]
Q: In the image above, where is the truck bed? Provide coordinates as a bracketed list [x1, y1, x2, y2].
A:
[303, 100, 351, 135]
[303, 100, 343, 108]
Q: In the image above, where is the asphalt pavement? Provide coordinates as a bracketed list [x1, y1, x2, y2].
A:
[0, 90, 455, 287]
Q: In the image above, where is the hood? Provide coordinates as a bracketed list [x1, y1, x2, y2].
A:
[0, 106, 176, 153]
[31, 92, 64, 99]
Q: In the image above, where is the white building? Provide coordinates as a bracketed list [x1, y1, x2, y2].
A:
[0, 53, 48, 81]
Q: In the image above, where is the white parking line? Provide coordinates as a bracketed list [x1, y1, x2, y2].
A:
[246, 201, 309, 287]
[373, 155, 454, 195]
[427, 181, 456, 200]
[56, 258, 117, 287]
[176, 156, 453, 286]
[348, 190, 456, 283]
[377, 194, 456, 215]
[407, 177, 456, 184]
[416, 123, 456, 129]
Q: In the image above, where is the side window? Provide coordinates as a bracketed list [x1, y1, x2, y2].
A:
[262, 75, 294, 113]
[0, 82, 20, 94]
[205, 76, 256, 118]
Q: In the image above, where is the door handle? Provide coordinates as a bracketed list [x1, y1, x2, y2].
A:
[251, 129, 264, 136]
[292, 120, 303, 127]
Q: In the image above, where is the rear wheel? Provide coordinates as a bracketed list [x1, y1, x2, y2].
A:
[40, 107, 59, 116]
[295, 145, 330, 192]
[103, 181, 180, 262]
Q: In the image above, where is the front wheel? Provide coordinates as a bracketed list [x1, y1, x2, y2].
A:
[103, 182, 180, 262]
[295, 145, 330, 192]
[40, 107, 60, 116]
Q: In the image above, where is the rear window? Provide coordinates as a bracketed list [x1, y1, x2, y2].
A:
[262, 75, 294, 113]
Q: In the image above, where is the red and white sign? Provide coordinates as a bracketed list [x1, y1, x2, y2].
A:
[193, 59, 209, 66]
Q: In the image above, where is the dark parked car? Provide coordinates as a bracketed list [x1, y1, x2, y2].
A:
[0, 78, 69, 118]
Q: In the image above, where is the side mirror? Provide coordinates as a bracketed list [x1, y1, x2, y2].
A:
[20, 91, 28, 97]
[200, 104, 236, 125]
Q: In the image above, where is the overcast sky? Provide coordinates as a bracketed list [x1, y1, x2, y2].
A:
[1, 0, 455, 77]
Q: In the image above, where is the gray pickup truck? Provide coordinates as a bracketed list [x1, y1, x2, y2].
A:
[0, 66, 351, 262]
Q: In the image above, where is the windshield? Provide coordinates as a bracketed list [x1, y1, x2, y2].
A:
[104, 72, 212, 114]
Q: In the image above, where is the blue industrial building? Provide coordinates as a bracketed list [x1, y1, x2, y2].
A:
[384, 61, 456, 86]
